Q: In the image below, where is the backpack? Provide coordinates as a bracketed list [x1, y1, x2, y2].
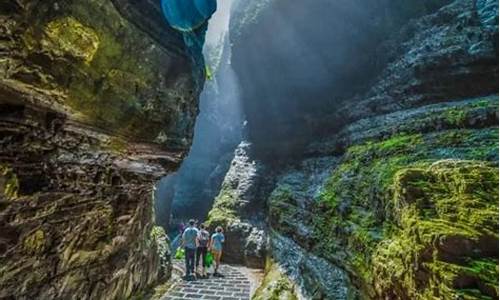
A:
[199, 230, 209, 247]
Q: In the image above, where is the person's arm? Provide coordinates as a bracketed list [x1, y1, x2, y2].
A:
[181, 231, 186, 248]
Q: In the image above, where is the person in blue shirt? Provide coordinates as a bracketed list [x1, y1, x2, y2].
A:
[181, 219, 199, 279]
[210, 226, 225, 277]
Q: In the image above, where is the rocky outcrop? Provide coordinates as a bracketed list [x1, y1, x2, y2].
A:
[206, 142, 267, 268]
[371, 160, 498, 299]
[268, 233, 356, 300]
[0, 1, 203, 299]
[331, 0, 498, 128]
[252, 257, 300, 300]
[227, 0, 498, 298]
[166, 34, 244, 221]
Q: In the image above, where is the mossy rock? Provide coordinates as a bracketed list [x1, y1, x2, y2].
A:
[150, 226, 171, 278]
[253, 258, 298, 300]
[16, 1, 198, 148]
[309, 117, 498, 297]
[23, 229, 46, 255]
[42, 16, 100, 63]
[206, 187, 239, 229]
[0, 166, 19, 200]
[372, 160, 498, 299]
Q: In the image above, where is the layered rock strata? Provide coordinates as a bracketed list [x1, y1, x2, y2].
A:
[0, 1, 204, 299]
[210, 0, 499, 298]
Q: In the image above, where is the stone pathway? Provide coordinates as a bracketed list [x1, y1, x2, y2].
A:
[161, 261, 252, 300]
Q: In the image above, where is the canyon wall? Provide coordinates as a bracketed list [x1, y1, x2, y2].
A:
[165, 35, 244, 223]
[209, 0, 499, 298]
[0, 1, 203, 299]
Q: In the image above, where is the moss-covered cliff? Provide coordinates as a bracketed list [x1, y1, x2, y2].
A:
[0, 1, 204, 299]
[208, 0, 499, 299]
[308, 97, 498, 299]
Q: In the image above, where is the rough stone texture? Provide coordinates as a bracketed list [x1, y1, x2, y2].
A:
[206, 142, 267, 268]
[0, 1, 203, 299]
[228, 0, 498, 298]
[270, 95, 498, 298]
[332, 0, 498, 129]
[269, 233, 356, 300]
[165, 35, 244, 222]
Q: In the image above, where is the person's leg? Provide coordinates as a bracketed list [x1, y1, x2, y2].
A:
[184, 247, 190, 276]
[201, 247, 207, 275]
[195, 247, 201, 273]
[211, 250, 217, 274]
[213, 250, 221, 274]
[188, 249, 196, 275]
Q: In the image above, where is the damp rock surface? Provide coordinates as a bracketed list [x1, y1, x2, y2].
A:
[0, 1, 204, 299]
[216, 0, 499, 298]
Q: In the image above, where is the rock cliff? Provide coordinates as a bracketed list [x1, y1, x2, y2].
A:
[0, 1, 204, 299]
[209, 0, 499, 299]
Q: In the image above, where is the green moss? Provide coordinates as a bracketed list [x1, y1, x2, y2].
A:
[457, 289, 494, 300]
[268, 187, 299, 232]
[309, 122, 498, 298]
[23, 229, 46, 255]
[150, 226, 170, 276]
[466, 259, 498, 287]
[472, 99, 493, 108]
[105, 137, 128, 154]
[206, 187, 239, 229]
[372, 161, 498, 299]
[0, 166, 19, 200]
[443, 108, 467, 127]
[253, 258, 298, 300]
[18, 1, 193, 145]
[42, 16, 99, 63]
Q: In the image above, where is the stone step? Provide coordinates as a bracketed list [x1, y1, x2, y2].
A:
[162, 262, 252, 300]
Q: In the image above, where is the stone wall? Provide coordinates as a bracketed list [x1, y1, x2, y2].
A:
[0, 1, 204, 299]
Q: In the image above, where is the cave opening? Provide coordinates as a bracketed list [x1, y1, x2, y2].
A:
[154, 0, 242, 235]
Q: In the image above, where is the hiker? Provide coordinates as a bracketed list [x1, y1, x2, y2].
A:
[210, 226, 225, 277]
[195, 224, 210, 277]
[181, 219, 199, 279]
[178, 222, 185, 236]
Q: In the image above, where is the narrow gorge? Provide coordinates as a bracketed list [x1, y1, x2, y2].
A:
[0, 0, 498, 300]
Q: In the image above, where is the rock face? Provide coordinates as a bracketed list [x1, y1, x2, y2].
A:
[207, 142, 267, 268]
[230, 0, 457, 160]
[0, 1, 203, 299]
[218, 0, 499, 298]
[163, 35, 244, 222]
